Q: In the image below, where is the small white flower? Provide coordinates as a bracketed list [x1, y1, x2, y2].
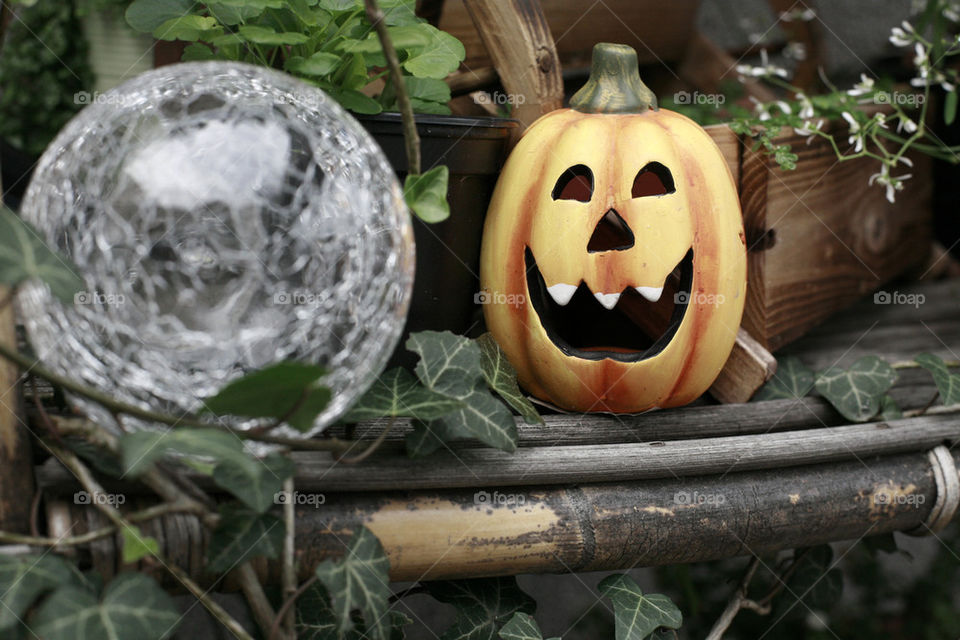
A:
[796, 92, 814, 119]
[913, 42, 929, 72]
[794, 118, 824, 140]
[944, 6, 960, 21]
[848, 74, 876, 96]
[775, 100, 792, 114]
[898, 155, 914, 167]
[842, 111, 864, 153]
[735, 49, 790, 80]
[869, 165, 912, 203]
[889, 21, 916, 47]
[749, 97, 772, 121]
[898, 115, 918, 134]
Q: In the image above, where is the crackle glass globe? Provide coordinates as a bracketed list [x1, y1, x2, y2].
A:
[17, 61, 414, 438]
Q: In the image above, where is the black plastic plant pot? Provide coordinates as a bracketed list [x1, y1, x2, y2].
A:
[359, 113, 520, 368]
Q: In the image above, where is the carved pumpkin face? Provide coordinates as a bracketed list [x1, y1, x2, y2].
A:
[479, 44, 746, 413]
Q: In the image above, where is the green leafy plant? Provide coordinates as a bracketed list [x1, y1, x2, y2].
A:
[0, 0, 95, 157]
[123, 0, 464, 117]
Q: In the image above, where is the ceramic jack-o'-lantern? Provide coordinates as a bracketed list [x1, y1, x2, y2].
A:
[479, 43, 747, 413]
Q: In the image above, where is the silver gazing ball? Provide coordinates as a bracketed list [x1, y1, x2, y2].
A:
[17, 61, 415, 437]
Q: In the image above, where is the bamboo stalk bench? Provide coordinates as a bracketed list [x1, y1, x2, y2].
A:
[29, 277, 960, 585]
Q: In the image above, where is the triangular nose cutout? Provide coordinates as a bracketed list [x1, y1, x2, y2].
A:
[587, 209, 635, 253]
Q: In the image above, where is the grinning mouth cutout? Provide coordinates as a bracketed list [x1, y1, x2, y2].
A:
[525, 248, 694, 362]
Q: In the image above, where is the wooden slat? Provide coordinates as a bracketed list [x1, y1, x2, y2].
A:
[461, 0, 562, 127]
[709, 328, 777, 403]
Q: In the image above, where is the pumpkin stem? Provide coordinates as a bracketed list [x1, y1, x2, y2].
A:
[569, 43, 658, 114]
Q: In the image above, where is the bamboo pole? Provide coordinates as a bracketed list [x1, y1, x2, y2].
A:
[44, 450, 943, 583]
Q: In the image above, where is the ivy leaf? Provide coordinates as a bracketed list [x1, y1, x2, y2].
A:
[125, 0, 194, 33]
[404, 166, 451, 223]
[120, 429, 294, 513]
[286, 51, 343, 77]
[206, 503, 285, 573]
[121, 428, 245, 476]
[754, 356, 814, 401]
[0, 554, 76, 631]
[238, 24, 310, 45]
[405, 419, 446, 458]
[915, 352, 960, 405]
[212, 451, 295, 513]
[32, 573, 181, 640]
[297, 581, 412, 640]
[121, 525, 159, 564]
[202, 362, 331, 433]
[315, 526, 392, 640]
[878, 394, 902, 420]
[598, 574, 682, 640]
[342, 368, 464, 422]
[0, 207, 84, 303]
[153, 15, 222, 41]
[815, 356, 898, 422]
[427, 577, 535, 640]
[498, 612, 559, 640]
[407, 331, 484, 398]
[432, 388, 518, 453]
[477, 334, 542, 424]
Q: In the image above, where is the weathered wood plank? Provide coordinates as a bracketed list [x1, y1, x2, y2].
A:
[281, 415, 960, 491]
[709, 328, 777, 403]
[461, 0, 562, 127]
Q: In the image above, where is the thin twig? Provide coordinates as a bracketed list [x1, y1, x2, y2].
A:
[236, 562, 278, 640]
[914, 390, 940, 417]
[269, 574, 318, 640]
[706, 556, 762, 640]
[364, 0, 421, 175]
[282, 477, 297, 639]
[337, 416, 397, 463]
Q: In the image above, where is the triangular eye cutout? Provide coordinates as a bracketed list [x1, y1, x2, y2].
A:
[552, 165, 593, 202]
[632, 161, 675, 197]
[588, 208, 635, 253]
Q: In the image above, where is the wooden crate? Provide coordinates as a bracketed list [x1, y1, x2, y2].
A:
[706, 123, 932, 354]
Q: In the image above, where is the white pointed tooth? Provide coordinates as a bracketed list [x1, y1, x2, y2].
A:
[635, 286, 663, 302]
[547, 283, 577, 306]
[594, 292, 621, 310]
